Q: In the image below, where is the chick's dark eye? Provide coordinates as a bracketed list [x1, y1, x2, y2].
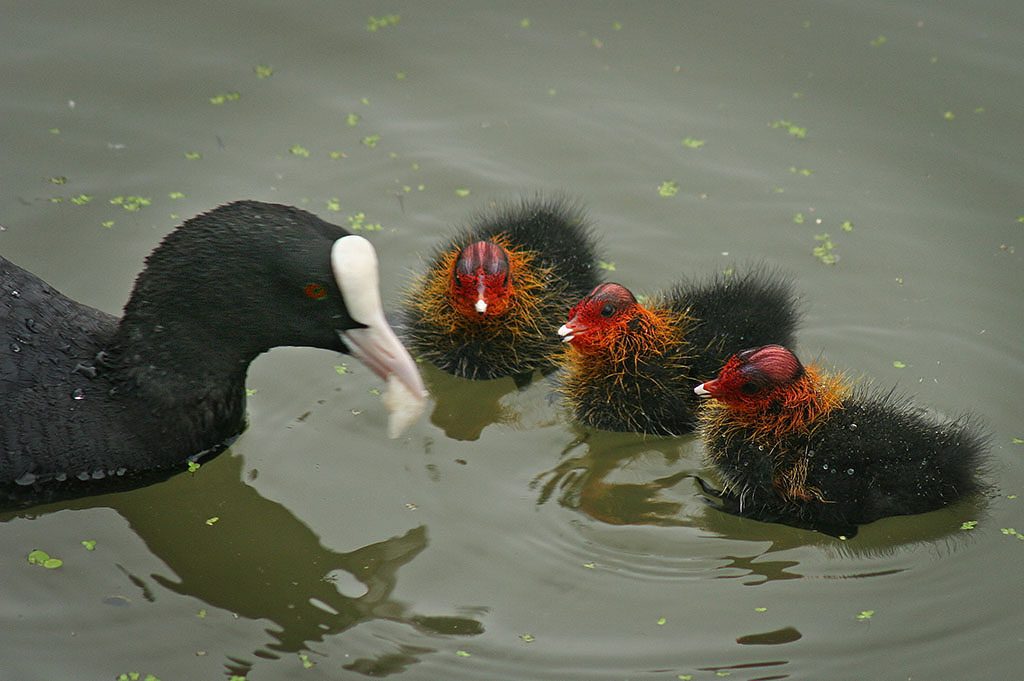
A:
[600, 302, 615, 317]
[740, 381, 761, 395]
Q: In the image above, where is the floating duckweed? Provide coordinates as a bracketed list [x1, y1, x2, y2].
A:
[367, 14, 400, 32]
[70, 194, 93, 206]
[870, 35, 888, 47]
[943, 111, 955, 121]
[519, 633, 535, 642]
[582, 561, 596, 569]
[298, 652, 315, 669]
[681, 137, 705, 149]
[1012, 437, 1024, 444]
[205, 516, 219, 526]
[187, 461, 201, 473]
[335, 364, 349, 376]
[168, 192, 185, 200]
[658, 180, 679, 197]
[1001, 528, 1024, 540]
[361, 135, 380, 148]
[974, 107, 986, 114]
[612, 21, 623, 30]
[81, 539, 97, 551]
[326, 198, 341, 212]
[657, 617, 667, 625]
[892, 360, 906, 369]
[101, 221, 115, 229]
[769, 119, 807, 139]
[455, 650, 471, 658]
[360, 97, 370, 106]
[346, 113, 360, 127]
[116, 674, 162, 681]
[856, 609, 875, 620]
[794, 212, 805, 224]
[328, 151, 347, 160]
[455, 188, 471, 198]
[49, 176, 67, 185]
[395, 71, 406, 80]
[346, 212, 382, 231]
[290, 145, 311, 157]
[110, 196, 151, 211]
[960, 520, 979, 530]
[49, 127, 61, 134]
[254, 64, 273, 79]
[245, 388, 258, 396]
[520, 17, 531, 28]
[185, 151, 202, 160]
[28, 549, 63, 568]
[812, 233, 838, 264]
[841, 220, 854, 232]
[597, 260, 616, 271]
[197, 608, 207, 618]
[754, 607, 768, 613]
[209, 92, 240, 105]
[678, 676, 694, 681]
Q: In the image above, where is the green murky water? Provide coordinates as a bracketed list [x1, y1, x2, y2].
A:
[2, 2, 1022, 679]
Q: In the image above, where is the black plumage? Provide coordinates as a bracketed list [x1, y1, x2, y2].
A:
[1, 201, 419, 509]
[560, 267, 800, 436]
[401, 197, 601, 380]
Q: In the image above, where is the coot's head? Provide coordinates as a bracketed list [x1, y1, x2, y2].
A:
[449, 240, 513, 317]
[695, 344, 804, 405]
[123, 201, 427, 434]
[558, 282, 640, 353]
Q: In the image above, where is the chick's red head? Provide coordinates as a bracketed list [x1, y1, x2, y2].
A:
[558, 282, 640, 353]
[450, 240, 512, 317]
[695, 344, 805, 405]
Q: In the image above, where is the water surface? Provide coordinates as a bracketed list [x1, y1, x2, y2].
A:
[2, 2, 1022, 679]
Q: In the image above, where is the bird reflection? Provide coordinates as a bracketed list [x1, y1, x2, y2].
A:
[532, 428, 699, 527]
[533, 428, 987, 585]
[2, 451, 482, 677]
[421, 362, 543, 441]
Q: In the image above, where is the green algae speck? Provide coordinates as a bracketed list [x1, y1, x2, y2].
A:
[367, 15, 400, 32]
[681, 137, 705, 149]
[769, 119, 807, 139]
[658, 180, 679, 197]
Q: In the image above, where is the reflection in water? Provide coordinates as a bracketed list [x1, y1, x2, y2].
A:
[3, 452, 482, 677]
[421, 363, 522, 441]
[532, 428, 987, 587]
[532, 429, 698, 527]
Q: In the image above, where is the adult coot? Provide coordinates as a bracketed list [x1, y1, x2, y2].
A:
[1, 201, 426, 509]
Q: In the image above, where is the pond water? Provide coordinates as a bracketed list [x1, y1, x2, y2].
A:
[2, 1, 1022, 679]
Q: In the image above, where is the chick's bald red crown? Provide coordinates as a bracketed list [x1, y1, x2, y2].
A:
[695, 344, 806, 403]
[449, 240, 512, 317]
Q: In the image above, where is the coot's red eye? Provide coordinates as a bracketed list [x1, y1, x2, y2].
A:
[304, 283, 328, 300]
